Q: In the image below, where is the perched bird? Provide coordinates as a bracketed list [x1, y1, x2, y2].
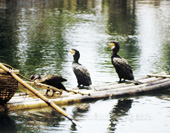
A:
[70, 49, 92, 88]
[30, 74, 67, 96]
[107, 41, 134, 83]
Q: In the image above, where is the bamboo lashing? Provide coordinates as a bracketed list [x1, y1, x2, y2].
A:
[0, 63, 80, 126]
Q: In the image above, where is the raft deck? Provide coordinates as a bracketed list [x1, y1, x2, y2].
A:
[6, 74, 170, 111]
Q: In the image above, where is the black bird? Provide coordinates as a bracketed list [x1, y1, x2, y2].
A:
[70, 49, 92, 88]
[107, 41, 134, 83]
[30, 74, 67, 96]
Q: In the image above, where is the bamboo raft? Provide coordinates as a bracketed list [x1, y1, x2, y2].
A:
[0, 63, 170, 120]
[0, 63, 170, 126]
[5, 73, 170, 111]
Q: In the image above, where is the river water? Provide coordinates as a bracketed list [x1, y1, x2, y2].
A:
[0, 0, 170, 132]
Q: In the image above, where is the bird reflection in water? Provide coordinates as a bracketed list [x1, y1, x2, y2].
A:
[109, 99, 133, 131]
[70, 103, 90, 131]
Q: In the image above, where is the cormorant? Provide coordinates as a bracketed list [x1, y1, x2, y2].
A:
[70, 49, 92, 88]
[30, 74, 67, 96]
[107, 41, 134, 83]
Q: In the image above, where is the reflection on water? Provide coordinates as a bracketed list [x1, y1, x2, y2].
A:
[0, 113, 17, 133]
[0, 0, 170, 132]
[109, 99, 133, 132]
[136, 1, 170, 75]
[9, 108, 66, 132]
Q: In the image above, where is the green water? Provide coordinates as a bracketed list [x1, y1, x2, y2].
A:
[0, 0, 170, 132]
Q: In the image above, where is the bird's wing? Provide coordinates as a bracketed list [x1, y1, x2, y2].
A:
[40, 74, 67, 83]
[73, 64, 92, 84]
[113, 57, 133, 75]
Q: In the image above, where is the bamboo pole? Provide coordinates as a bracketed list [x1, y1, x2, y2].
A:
[147, 74, 170, 78]
[90, 78, 170, 95]
[78, 80, 170, 100]
[0, 63, 79, 126]
[94, 77, 160, 91]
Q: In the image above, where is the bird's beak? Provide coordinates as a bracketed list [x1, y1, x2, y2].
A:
[107, 42, 115, 49]
[70, 49, 75, 55]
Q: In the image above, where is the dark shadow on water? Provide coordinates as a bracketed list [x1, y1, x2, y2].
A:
[108, 99, 133, 132]
[0, 112, 17, 133]
[70, 103, 90, 131]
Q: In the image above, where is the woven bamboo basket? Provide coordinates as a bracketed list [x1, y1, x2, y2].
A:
[0, 69, 19, 104]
